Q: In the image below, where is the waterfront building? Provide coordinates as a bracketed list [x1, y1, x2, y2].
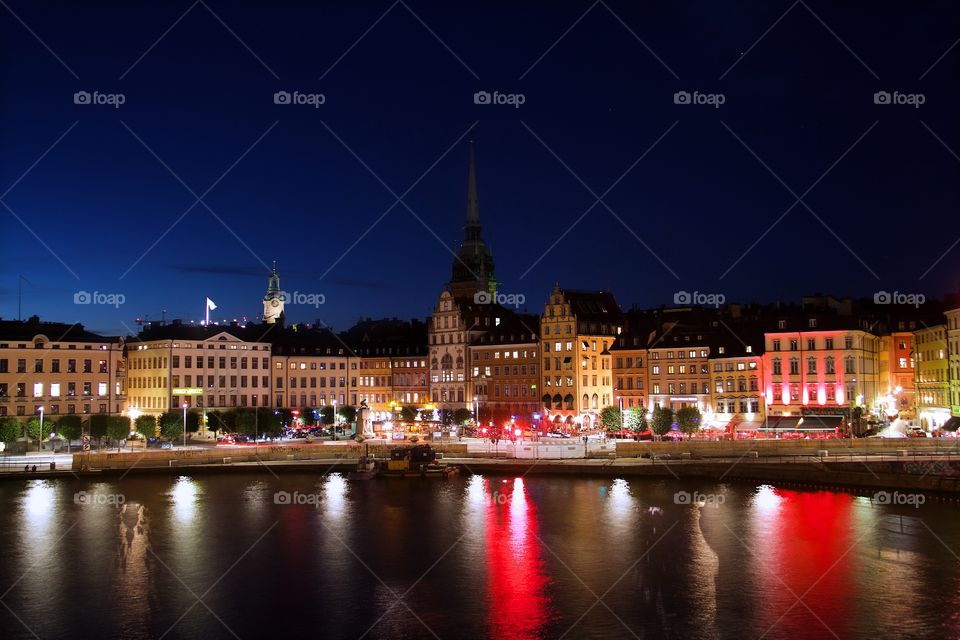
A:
[708, 343, 765, 435]
[645, 325, 716, 418]
[127, 322, 275, 437]
[948, 307, 960, 426]
[878, 330, 916, 419]
[539, 285, 623, 430]
[470, 313, 540, 427]
[611, 332, 649, 412]
[914, 323, 951, 430]
[0, 316, 125, 422]
[762, 316, 881, 433]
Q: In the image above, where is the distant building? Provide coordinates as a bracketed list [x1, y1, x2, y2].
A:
[470, 314, 539, 426]
[645, 325, 715, 418]
[262, 264, 284, 324]
[539, 285, 623, 430]
[611, 332, 650, 412]
[914, 323, 951, 430]
[0, 316, 124, 421]
[763, 315, 881, 433]
[946, 307, 960, 431]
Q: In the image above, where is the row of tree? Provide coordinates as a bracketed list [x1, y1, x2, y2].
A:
[598, 405, 703, 438]
[0, 414, 133, 445]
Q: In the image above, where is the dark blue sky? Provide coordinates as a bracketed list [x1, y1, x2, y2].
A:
[2, 1, 958, 336]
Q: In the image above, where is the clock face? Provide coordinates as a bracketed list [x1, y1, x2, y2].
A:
[271, 299, 280, 308]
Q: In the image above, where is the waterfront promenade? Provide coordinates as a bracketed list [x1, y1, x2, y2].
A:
[3, 438, 960, 494]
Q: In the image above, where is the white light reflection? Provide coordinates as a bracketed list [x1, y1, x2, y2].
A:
[324, 473, 347, 519]
[170, 476, 198, 523]
[753, 484, 783, 515]
[24, 480, 55, 528]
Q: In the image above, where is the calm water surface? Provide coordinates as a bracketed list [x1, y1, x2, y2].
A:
[1, 472, 959, 640]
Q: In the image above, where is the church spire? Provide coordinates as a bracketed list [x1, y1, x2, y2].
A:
[465, 141, 480, 238]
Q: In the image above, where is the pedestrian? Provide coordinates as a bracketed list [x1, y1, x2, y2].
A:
[31, 465, 37, 472]
[24, 465, 29, 472]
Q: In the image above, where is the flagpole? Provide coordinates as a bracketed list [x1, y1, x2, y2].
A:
[205, 300, 209, 326]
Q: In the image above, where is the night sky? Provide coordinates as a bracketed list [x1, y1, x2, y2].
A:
[2, 1, 958, 336]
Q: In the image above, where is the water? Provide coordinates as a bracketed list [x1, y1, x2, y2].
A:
[1, 472, 958, 640]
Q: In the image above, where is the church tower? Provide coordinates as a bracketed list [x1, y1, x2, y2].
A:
[448, 142, 496, 299]
[263, 262, 284, 324]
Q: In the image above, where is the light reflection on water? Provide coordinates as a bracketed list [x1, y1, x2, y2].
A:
[1, 474, 959, 640]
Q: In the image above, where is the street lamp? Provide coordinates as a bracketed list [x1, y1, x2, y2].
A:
[38, 406, 44, 452]
[332, 399, 337, 434]
[182, 403, 187, 449]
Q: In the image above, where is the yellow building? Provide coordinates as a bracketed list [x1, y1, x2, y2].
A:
[0, 316, 125, 422]
[539, 285, 623, 430]
[914, 323, 951, 429]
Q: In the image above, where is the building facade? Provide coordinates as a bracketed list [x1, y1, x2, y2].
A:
[914, 324, 951, 430]
[539, 286, 622, 430]
[611, 333, 648, 412]
[947, 307, 960, 424]
[762, 321, 881, 428]
[646, 328, 714, 417]
[878, 331, 915, 419]
[470, 315, 539, 427]
[0, 318, 125, 421]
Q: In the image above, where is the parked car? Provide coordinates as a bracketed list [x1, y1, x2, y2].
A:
[159, 441, 173, 450]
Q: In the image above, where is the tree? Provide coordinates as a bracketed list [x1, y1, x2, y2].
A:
[439, 408, 454, 426]
[300, 407, 316, 427]
[651, 406, 674, 440]
[676, 406, 702, 436]
[400, 405, 419, 422]
[256, 408, 283, 437]
[134, 414, 157, 438]
[235, 409, 257, 436]
[159, 411, 183, 441]
[107, 416, 131, 451]
[185, 410, 201, 433]
[89, 414, 109, 439]
[452, 408, 473, 425]
[26, 416, 45, 441]
[339, 405, 357, 425]
[625, 406, 647, 433]
[319, 406, 334, 426]
[57, 415, 83, 442]
[599, 406, 623, 432]
[0, 417, 21, 443]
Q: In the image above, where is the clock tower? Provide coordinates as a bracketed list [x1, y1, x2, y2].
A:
[263, 262, 284, 324]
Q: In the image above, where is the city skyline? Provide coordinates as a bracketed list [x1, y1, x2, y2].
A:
[2, 2, 959, 335]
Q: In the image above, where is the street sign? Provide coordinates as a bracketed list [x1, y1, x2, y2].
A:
[81, 433, 90, 451]
[172, 387, 203, 395]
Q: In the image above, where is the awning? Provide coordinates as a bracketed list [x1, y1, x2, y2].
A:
[942, 416, 960, 432]
[735, 421, 762, 431]
[770, 416, 802, 430]
[798, 415, 845, 430]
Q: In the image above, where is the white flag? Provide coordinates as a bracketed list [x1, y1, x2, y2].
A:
[206, 297, 217, 311]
